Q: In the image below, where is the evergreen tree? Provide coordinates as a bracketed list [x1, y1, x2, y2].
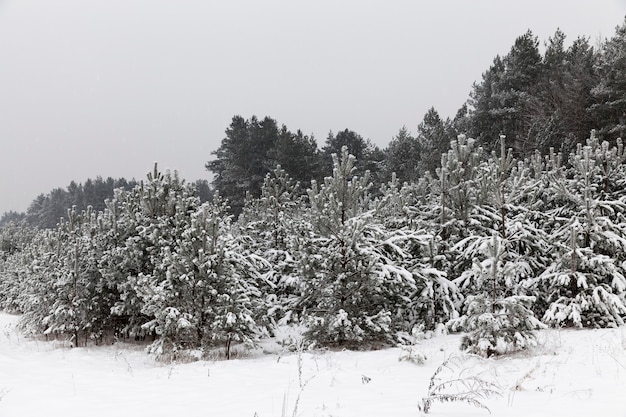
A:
[529, 29, 569, 153]
[529, 31, 597, 155]
[591, 17, 626, 140]
[417, 108, 453, 175]
[468, 55, 507, 151]
[39, 208, 107, 345]
[207, 115, 321, 215]
[433, 134, 486, 241]
[448, 103, 472, 139]
[192, 179, 214, 203]
[322, 129, 384, 184]
[469, 31, 543, 156]
[561, 36, 597, 150]
[500, 30, 543, 156]
[208, 116, 268, 214]
[382, 127, 421, 183]
[296, 147, 417, 346]
[141, 196, 263, 358]
[450, 234, 545, 357]
[102, 165, 199, 339]
[449, 137, 546, 356]
[0, 211, 26, 228]
[0, 222, 37, 312]
[12, 229, 60, 334]
[13, 206, 116, 346]
[25, 188, 69, 229]
[24, 177, 136, 229]
[375, 175, 460, 330]
[237, 167, 305, 324]
[376, 173, 430, 230]
[531, 133, 626, 327]
[272, 127, 323, 186]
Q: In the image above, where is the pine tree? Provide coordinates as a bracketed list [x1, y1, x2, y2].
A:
[449, 137, 546, 356]
[382, 127, 422, 183]
[468, 55, 507, 152]
[322, 129, 384, 184]
[532, 133, 626, 327]
[296, 147, 418, 346]
[376, 173, 430, 230]
[238, 166, 305, 324]
[531, 31, 596, 154]
[14, 229, 61, 335]
[450, 233, 545, 357]
[529, 29, 569, 153]
[0, 222, 37, 312]
[591, 17, 626, 140]
[375, 175, 460, 331]
[98, 165, 199, 339]
[272, 127, 323, 186]
[141, 195, 263, 358]
[469, 31, 543, 157]
[561, 36, 597, 149]
[417, 108, 453, 175]
[432, 134, 485, 241]
[15, 206, 112, 346]
[0, 211, 26, 228]
[207, 116, 321, 215]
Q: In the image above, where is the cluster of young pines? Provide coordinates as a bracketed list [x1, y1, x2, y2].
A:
[1, 131, 625, 358]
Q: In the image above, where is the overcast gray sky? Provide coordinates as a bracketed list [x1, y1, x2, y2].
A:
[0, 0, 625, 215]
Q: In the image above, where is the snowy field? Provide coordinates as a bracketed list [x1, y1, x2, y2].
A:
[0, 312, 625, 417]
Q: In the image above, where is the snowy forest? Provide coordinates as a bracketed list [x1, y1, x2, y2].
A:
[1, 22, 626, 360]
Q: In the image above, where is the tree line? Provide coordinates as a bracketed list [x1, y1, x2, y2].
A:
[0, 176, 213, 230]
[5, 22, 625, 225]
[207, 22, 626, 216]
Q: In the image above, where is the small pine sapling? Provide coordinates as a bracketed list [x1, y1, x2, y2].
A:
[398, 345, 427, 365]
[397, 325, 428, 365]
[456, 294, 545, 357]
[451, 234, 545, 357]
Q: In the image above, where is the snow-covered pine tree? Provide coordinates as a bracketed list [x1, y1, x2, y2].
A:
[375, 172, 431, 231]
[450, 137, 546, 357]
[532, 133, 626, 327]
[98, 187, 152, 338]
[434, 135, 485, 241]
[239, 166, 302, 250]
[0, 221, 38, 313]
[297, 147, 418, 347]
[426, 134, 493, 297]
[141, 195, 264, 359]
[237, 166, 304, 324]
[375, 174, 460, 332]
[13, 228, 61, 335]
[102, 164, 199, 340]
[450, 233, 545, 357]
[22, 206, 109, 346]
[397, 229, 460, 333]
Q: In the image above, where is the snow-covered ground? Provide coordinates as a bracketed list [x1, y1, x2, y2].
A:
[0, 312, 625, 417]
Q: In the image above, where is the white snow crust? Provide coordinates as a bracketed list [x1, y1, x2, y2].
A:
[0, 313, 625, 416]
